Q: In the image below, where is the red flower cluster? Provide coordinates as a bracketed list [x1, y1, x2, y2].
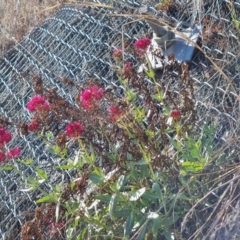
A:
[109, 106, 124, 122]
[28, 121, 39, 132]
[0, 128, 12, 147]
[80, 86, 104, 110]
[66, 122, 84, 138]
[112, 48, 123, 62]
[6, 147, 21, 159]
[27, 95, 50, 112]
[171, 110, 181, 120]
[134, 38, 151, 50]
[0, 128, 21, 163]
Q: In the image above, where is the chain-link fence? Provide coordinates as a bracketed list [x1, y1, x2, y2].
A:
[0, 0, 239, 239]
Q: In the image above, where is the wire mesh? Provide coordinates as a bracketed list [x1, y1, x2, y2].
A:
[0, 0, 239, 239]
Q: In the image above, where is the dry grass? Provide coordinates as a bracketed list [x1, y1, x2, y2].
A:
[0, 0, 63, 56]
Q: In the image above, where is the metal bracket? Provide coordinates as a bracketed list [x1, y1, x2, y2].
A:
[139, 7, 201, 72]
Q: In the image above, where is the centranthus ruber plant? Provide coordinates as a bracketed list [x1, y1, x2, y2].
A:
[0, 36, 217, 240]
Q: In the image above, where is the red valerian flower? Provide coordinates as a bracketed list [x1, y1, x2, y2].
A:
[134, 38, 151, 50]
[171, 110, 181, 120]
[66, 122, 84, 138]
[6, 147, 21, 159]
[0, 128, 12, 147]
[27, 95, 50, 112]
[112, 48, 123, 62]
[0, 152, 6, 163]
[28, 121, 40, 132]
[80, 86, 104, 110]
[109, 106, 124, 121]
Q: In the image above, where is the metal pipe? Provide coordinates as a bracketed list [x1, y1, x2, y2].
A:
[139, 6, 175, 48]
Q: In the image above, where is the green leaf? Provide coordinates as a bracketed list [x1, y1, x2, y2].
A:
[95, 194, 112, 202]
[169, 138, 181, 151]
[55, 163, 74, 170]
[36, 193, 57, 203]
[126, 90, 136, 102]
[151, 92, 164, 102]
[117, 175, 125, 190]
[163, 215, 180, 227]
[89, 171, 103, 184]
[109, 194, 118, 219]
[36, 168, 48, 180]
[164, 230, 172, 240]
[70, 181, 75, 191]
[152, 216, 162, 237]
[138, 222, 148, 240]
[114, 208, 132, 217]
[50, 144, 67, 158]
[176, 193, 191, 201]
[17, 159, 33, 165]
[124, 212, 134, 239]
[145, 130, 155, 139]
[181, 161, 204, 173]
[142, 191, 159, 200]
[44, 132, 54, 139]
[145, 69, 155, 79]
[130, 187, 146, 201]
[128, 159, 148, 166]
[140, 165, 150, 178]
[0, 165, 14, 171]
[152, 182, 162, 199]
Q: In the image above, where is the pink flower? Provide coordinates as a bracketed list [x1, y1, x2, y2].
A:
[66, 122, 84, 138]
[112, 48, 123, 62]
[0, 128, 12, 147]
[171, 110, 181, 120]
[27, 95, 50, 112]
[28, 121, 39, 132]
[0, 152, 6, 163]
[6, 147, 21, 159]
[109, 106, 124, 121]
[80, 86, 104, 110]
[134, 38, 151, 50]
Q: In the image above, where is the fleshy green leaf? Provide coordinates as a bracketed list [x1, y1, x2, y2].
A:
[0, 165, 14, 171]
[124, 212, 134, 238]
[140, 165, 150, 178]
[96, 194, 112, 202]
[117, 175, 125, 190]
[152, 182, 162, 199]
[36, 168, 48, 180]
[128, 159, 148, 166]
[17, 159, 33, 165]
[130, 187, 146, 201]
[36, 193, 57, 203]
[137, 222, 148, 240]
[89, 172, 103, 184]
[142, 191, 159, 200]
[152, 216, 162, 237]
[55, 163, 74, 170]
[109, 194, 118, 219]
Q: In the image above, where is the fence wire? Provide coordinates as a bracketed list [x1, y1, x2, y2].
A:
[0, 0, 239, 239]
